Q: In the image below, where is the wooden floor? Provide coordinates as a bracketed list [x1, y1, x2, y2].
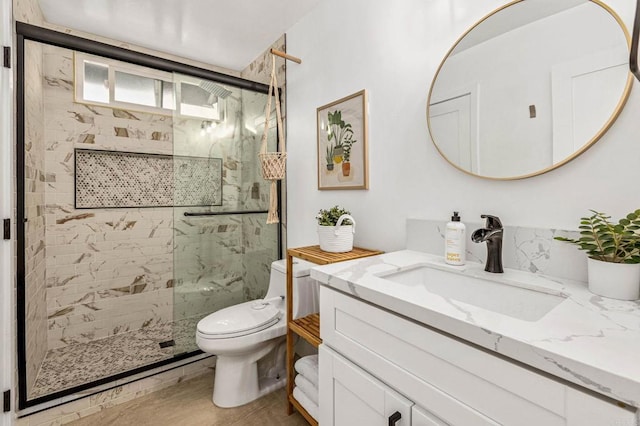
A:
[67, 374, 309, 426]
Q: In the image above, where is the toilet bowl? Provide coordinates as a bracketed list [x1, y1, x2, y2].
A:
[196, 259, 318, 408]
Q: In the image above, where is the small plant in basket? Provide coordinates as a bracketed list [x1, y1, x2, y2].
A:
[316, 206, 356, 253]
[316, 205, 353, 226]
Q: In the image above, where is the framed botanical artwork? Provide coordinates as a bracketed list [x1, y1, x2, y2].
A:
[317, 89, 368, 190]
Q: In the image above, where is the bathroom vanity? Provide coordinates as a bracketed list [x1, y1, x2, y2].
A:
[312, 250, 639, 425]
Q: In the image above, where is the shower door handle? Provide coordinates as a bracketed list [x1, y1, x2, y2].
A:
[184, 210, 268, 217]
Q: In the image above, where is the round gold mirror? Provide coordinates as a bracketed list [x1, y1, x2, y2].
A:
[427, 0, 633, 180]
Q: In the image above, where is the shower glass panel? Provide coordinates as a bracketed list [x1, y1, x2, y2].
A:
[19, 37, 277, 406]
[22, 41, 184, 401]
[171, 74, 279, 355]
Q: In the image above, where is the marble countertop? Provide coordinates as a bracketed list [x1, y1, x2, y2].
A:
[310, 250, 640, 407]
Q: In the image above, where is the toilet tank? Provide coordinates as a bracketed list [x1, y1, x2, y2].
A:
[266, 259, 319, 320]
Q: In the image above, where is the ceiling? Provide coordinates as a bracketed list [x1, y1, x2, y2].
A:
[454, 0, 587, 54]
[37, 0, 323, 71]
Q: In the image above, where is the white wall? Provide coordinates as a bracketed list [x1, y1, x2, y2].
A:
[285, 0, 640, 252]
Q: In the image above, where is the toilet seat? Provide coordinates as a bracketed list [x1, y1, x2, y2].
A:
[197, 302, 282, 339]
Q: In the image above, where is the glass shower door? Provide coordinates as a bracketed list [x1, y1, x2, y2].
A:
[171, 74, 279, 355]
[17, 30, 280, 409]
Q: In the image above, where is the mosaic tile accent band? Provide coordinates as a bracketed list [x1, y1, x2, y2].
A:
[75, 149, 223, 208]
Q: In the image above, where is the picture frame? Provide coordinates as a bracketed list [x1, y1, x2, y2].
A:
[317, 89, 368, 190]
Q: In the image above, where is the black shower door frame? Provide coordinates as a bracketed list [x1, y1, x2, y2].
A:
[15, 22, 281, 410]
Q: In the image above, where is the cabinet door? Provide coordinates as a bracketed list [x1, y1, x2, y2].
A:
[412, 406, 449, 426]
[319, 345, 412, 426]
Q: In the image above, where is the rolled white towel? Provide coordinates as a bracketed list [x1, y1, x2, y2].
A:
[294, 355, 318, 387]
[293, 386, 319, 421]
[295, 373, 318, 405]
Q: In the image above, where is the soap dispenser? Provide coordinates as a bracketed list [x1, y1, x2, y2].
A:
[445, 212, 466, 265]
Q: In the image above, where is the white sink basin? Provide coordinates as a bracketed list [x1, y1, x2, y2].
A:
[379, 265, 566, 321]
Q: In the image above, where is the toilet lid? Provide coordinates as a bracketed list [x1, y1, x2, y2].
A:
[197, 302, 282, 339]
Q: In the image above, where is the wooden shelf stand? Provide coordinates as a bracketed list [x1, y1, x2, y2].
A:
[286, 245, 383, 425]
[289, 313, 321, 348]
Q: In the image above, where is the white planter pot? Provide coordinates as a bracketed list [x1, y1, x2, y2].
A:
[587, 258, 640, 300]
[318, 214, 356, 253]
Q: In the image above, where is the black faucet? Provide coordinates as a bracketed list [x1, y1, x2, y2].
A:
[471, 215, 504, 273]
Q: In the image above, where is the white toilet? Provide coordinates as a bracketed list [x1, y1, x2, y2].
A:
[196, 258, 318, 408]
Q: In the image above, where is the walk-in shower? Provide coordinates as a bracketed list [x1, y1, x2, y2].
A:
[17, 23, 280, 408]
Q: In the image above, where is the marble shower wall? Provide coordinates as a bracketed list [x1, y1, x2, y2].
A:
[173, 39, 286, 316]
[241, 215, 279, 301]
[22, 38, 284, 388]
[241, 36, 286, 299]
[37, 43, 284, 345]
[238, 87, 281, 300]
[24, 40, 48, 391]
[240, 35, 287, 86]
[171, 103, 246, 323]
[172, 210, 246, 323]
[16, 0, 285, 412]
[14, 0, 45, 26]
[41, 44, 175, 350]
[172, 81, 278, 320]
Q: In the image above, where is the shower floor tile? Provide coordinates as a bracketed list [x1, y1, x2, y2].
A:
[29, 317, 201, 399]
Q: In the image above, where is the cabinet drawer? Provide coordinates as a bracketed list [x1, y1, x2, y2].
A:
[320, 287, 636, 426]
[319, 345, 413, 426]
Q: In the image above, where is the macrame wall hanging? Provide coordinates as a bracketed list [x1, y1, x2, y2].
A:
[259, 49, 301, 224]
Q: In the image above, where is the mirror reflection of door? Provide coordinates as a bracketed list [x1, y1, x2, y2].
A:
[552, 47, 629, 162]
[427, 0, 632, 179]
[429, 92, 477, 173]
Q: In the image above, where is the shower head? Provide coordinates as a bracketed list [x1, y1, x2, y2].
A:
[198, 81, 232, 99]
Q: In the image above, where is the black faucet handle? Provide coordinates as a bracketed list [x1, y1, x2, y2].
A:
[481, 214, 503, 230]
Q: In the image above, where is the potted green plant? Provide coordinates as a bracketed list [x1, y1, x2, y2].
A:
[341, 133, 357, 176]
[327, 110, 353, 165]
[333, 143, 344, 164]
[555, 209, 640, 300]
[325, 145, 335, 171]
[316, 205, 356, 253]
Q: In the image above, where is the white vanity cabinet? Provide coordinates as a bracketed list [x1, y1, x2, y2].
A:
[320, 344, 454, 426]
[319, 286, 637, 426]
[319, 345, 413, 426]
